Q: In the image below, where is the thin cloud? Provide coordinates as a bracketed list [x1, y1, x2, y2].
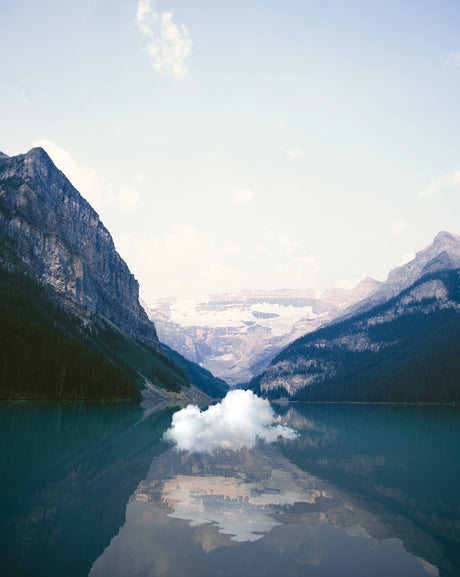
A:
[136, 0, 192, 79]
[235, 188, 254, 205]
[118, 186, 140, 214]
[285, 148, 304, 160]
[33, 139, 106, 210]
[277, 230, 299, 254]
[420, 170, 460, 199]
[33, 139, 140, 215]
[442, 50, 460, 69]
[388, 220, 408, 237]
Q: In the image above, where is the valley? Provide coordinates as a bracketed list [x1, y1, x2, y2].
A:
[147, 279, 380, 386]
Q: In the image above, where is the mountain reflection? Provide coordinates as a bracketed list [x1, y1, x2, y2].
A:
[91, 404, 460, 577]
[2, 401, 458, 577]
[0, 402, 175, 577]
[278, 403, 460, 577]
[158, 463, 327, 542]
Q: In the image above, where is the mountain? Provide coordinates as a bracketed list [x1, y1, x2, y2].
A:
[339, 231, 460, 320]
[147, 281, 380, 387]
[0, 147, 157, 347]
[250, 258, 460, 402]
[0, 147, 227, 400]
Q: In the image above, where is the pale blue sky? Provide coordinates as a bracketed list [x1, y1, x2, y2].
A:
[1, 0, 460, 300]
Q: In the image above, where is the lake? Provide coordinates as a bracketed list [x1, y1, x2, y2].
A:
[1, 400, 459, 577]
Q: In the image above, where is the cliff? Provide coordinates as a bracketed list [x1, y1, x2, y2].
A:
[0, 147, 158, 348]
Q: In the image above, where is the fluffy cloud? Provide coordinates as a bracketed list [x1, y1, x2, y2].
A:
[419, 170, 460, 199]
[164, 390, 297, 453]
[442, 50, 460, 69]
[137, 0, 192, 79]
[235, 188, 255, 205]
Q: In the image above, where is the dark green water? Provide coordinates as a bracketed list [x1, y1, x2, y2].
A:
[1, 402, 459, 577]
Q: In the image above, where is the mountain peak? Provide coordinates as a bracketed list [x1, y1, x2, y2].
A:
[417, 231, 460, 261]
[25, 146, 54, 165]
[432, 230, 460, 245]
[384, 230, 460, 292]
[0, 147, 159, 348]
[335, 230, 460, 322]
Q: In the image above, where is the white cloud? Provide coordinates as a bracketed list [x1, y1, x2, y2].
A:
[277, 230, 299, 254]
[118, 186, 140, 213]
[419, 170, 460, 199]
[285, 148, 304, 160]
[388, 220, 408, 237]
[272, 255, 319, 288]
[164, 390, 297, 453]
[442, 50, 460, 69]
[116, 223, 243, 299]
[136, 0, 192, 79]
[33, 139, 140, 215]
[203, 262, 246, 290]
[235, 188, 255, 205]
[115, 220, 321, 301]
[33, 139, 107, 210]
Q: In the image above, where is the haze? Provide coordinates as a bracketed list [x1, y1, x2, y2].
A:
[1, 0, 459, 301]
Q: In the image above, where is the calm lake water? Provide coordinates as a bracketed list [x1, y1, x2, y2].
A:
[1, 401, 459, 577]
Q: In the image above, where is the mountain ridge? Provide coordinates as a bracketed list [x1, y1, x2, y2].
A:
[249, 254, 460, 402]
[337, 230, 460, 323]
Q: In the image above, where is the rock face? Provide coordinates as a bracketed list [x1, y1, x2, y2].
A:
[0, 147, 158, 348]
[147, 281, 380, 386]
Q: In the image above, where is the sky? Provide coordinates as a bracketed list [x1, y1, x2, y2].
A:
[1, 0, 460, 303]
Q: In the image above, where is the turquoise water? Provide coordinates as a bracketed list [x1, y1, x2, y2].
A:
[1, 401, 459, 577]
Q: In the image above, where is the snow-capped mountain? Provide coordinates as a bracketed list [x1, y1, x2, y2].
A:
[146, 280, 380, 386]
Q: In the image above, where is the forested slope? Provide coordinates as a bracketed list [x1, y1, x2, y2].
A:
[250, 268, 460, 402]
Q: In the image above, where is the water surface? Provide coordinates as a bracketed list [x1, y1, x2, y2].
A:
[1, 401, 459, 577]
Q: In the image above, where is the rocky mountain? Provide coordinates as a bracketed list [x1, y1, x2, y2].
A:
[0, 147, 157, 347]
[249, 241, 460, 402]
[147, 280, 381, 387]
[0, 147, 227, 400]
[338, 231, 460, 320]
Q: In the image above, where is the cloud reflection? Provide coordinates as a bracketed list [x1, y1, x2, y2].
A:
[161, 470, 325, 542]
